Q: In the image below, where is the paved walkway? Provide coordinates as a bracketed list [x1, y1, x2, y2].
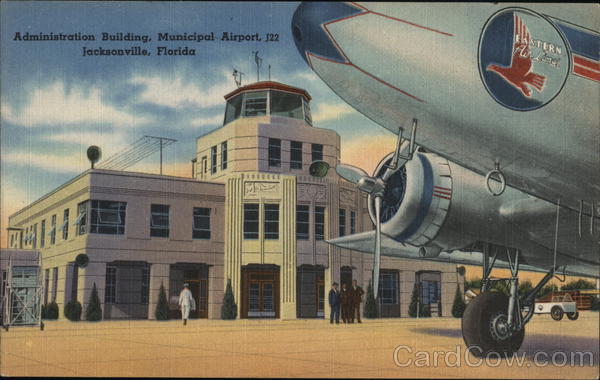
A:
[1, 312, 598, 378]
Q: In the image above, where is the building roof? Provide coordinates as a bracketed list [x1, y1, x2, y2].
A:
[224, 81, 311, 101]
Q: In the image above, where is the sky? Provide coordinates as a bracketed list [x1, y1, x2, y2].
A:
[0, 1, 398, 247]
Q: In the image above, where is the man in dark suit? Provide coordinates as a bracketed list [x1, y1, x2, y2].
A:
[328, 282, 340, 324]
[350, 279, 365, 323]
[340, 283, 350, 323]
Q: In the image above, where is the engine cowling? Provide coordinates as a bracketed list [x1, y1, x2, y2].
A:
[369, 151, 510, 255]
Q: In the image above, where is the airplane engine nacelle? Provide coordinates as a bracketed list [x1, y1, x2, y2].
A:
[369, 151, 508, 253]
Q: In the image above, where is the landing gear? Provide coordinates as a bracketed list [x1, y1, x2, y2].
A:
[462, 292, 525, 356]
[551, 306, 564, 321]
[461, 244, 558, 356]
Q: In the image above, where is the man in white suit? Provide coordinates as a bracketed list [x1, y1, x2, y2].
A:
[178, 283, 196, 326]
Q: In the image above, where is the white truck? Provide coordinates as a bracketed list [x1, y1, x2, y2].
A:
[534, 293, 579, 321]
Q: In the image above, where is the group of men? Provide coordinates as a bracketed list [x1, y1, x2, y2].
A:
[328, 280, 365, 324]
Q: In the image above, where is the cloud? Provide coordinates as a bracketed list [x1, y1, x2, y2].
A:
[1, 82, 146, 127]
[0, 182, 33, 248]
[131, 70, 236, 109]
[46, 131, 130, 154]
[2, 151, 89, 174]
[312, 102, 355, 123]
[190, 114, 223, 128]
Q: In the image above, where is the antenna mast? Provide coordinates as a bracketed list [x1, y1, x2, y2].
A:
[252, 51, 262, 82]
[232, 69, 244, 88]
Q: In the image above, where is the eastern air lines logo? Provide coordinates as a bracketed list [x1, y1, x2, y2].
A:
[479, 9, 570, 111]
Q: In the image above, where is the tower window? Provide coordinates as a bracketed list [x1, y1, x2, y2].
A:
[211, 146, 218, 174]
[290, 141, 302, 170]
[315, 206, 325, 241]
[221, 141, 228, 170]
[243, 204, 259, 239]
[264, 204, 279, 240]
[243, 91, 268, 117]
[339, 208, 346, 237]
[296, 205, 309, 240]
[268, 138, 281, 167]
[311, 143, 323, 162]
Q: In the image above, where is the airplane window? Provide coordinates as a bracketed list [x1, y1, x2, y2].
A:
[224, 94, 243, 125]
[270, 91, 303, 120]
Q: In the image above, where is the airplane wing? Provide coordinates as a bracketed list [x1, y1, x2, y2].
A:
[328, 231, 599, 278]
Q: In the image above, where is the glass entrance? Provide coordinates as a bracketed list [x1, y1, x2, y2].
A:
[241, 266, 279, 318]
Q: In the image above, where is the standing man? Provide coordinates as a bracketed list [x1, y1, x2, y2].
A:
[340, 283, 350, 323]
[350, 280, 365, 323]
[328, 282, 340, 324]
[178, 283, 196, 326]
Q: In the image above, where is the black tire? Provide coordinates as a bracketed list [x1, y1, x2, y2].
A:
[566, 311, 579, 320]
[551, 306, 564, 321]
[462, 291, 525, 357]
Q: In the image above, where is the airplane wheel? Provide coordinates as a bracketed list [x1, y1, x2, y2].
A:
[566, 311, 579, 320]
[462, 291, 524, 357]
[551, 306, 564, 321]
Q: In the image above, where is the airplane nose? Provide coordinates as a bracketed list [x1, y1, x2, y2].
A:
[291, 2, 363, 64]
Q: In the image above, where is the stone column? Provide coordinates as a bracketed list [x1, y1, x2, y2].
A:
[148, 263, 170, 320]
[224, 176, 244, 318]
[208, 264, 224, 319]
[280, 177, 297, 319]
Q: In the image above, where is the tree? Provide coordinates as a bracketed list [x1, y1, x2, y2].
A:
[451, 285, 466, 318]
[221, 279, 237, 320]
[536, 283, 558, 299]
[155, 282, 170, 320]
[85, 282, 102, 321]
[363, 280, 378, 319]
[408, 283, 420, 318]
[64, 300, 82, 321]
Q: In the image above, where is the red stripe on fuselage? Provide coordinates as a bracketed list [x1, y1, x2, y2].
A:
[573, 55, 600, 72]
[573, 65, 600, 82]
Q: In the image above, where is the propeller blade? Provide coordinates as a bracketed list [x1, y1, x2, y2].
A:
[373, 195, 382, 298]
[336, 164, 368, 185]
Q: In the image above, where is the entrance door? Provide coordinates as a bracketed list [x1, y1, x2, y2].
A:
[183, 269, 209, 319]
[316, 272, 324, 317]
[340, 266, 353, 289]
[241, 266, 279, 318]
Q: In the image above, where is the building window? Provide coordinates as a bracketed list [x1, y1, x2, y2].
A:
[243, 203, 259, 240]
[44, 269, 49, 305]
[90, 200, 126, 235]
[75, 202, 88, 236]
[52, 267, 58, 302]
[150, 204, 170, 238]
[339, 209, 346, 237]
[350, 210, 356, 234]
[311, 143, 323, 162]
[243, 91, 268, 117]
[50, 215, 57, 244]
[193, 207, 211, 239]
[221, 141, 228, 170]
[378, 271, 399, 305]
[296, 205, 309, 240]
[62, 209, 69, 240]
[268, 138, 281, 167]
[303, 98, 312, 125]
[315, 206, 325, 241]
[105, 266, 117, 303]
[40, 220, 46, 248]
[264, 204, 279, 240]
[211, 145, 218, 174]
[421, 279, 441, 305]
[71, 264, 79, 302]
[202, 156, 207, 175]
[32, 223, 37, 249]
[141, 266, 150, 304]
[290, 141, 302, 169]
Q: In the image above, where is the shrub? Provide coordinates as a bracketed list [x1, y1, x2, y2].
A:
[64, 301, 82, 321]
[363, 280, 378, 319]
[85, 283, 102, 321]
[44, 301, 59, 320]
[421, 304, 431, 318]
[451, 285, 466, 318]
[408, 283, 420, 318]
[155, 282, 170, 320]
[560, 279, 596, 291]
[221, 279, 237, 320]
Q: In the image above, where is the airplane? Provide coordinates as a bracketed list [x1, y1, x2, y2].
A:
[292, 2, 599, 356]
